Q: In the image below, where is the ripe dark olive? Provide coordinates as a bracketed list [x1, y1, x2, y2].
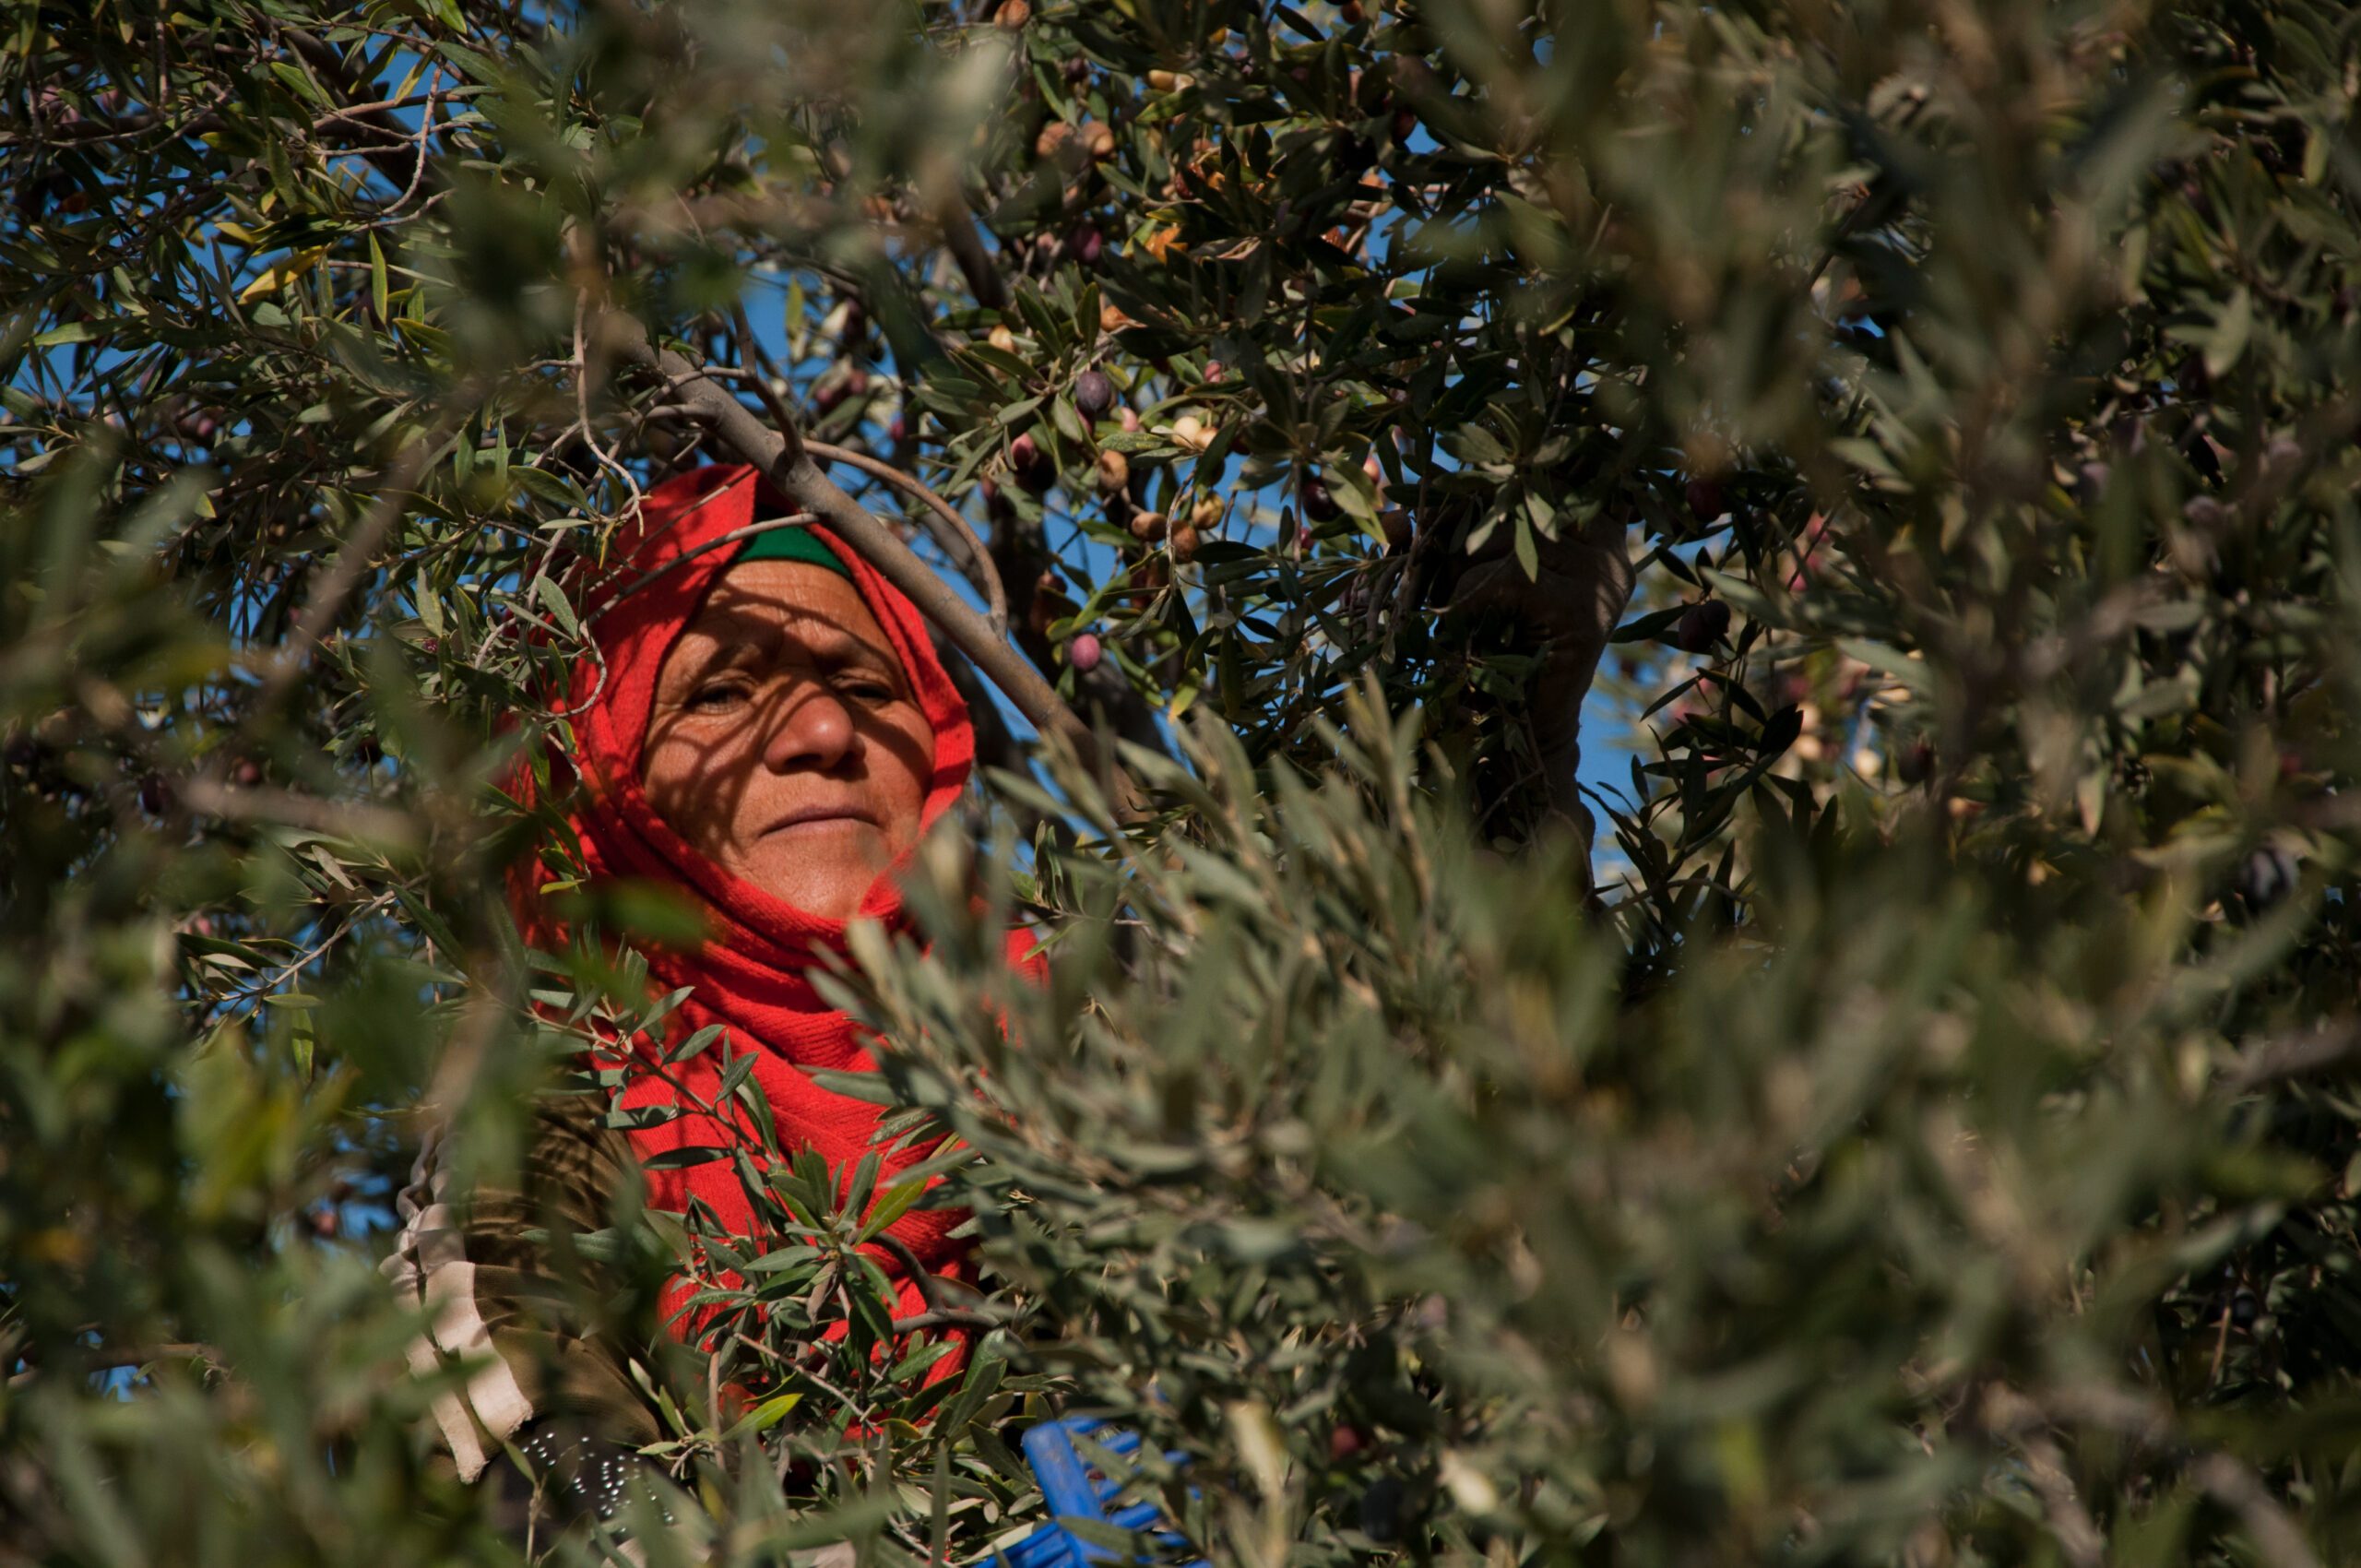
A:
[138, 774, 171, 815]
[420, 636, 440, 657]
[1064, 225, 1105, 267]
[1674, 600, 1730, 653]
[1380, 508, 1412, 552]
[1010, 432, 1054, 494]
[1300, 476, 1339, 522]
[1063, 56, 1091, 84]
[2230, 1289, 2261, 1326]
[1074, 369, 1114, 418]
[233, 759, 263, 788]
[1684, 478, 1726, 521]
[1896, 737, 1936, 785]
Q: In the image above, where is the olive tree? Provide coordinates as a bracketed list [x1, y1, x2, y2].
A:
[4, 1, 2360, 1564]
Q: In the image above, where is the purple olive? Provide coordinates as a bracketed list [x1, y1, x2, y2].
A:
[1074, 369, 1114, 418]
[1674, 600, 1730, 653]
[1300, 476, 1339, 522]
[1010, 432, 1054, 494]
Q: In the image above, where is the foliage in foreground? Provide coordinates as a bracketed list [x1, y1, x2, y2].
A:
[5, 0, 2361, 1564]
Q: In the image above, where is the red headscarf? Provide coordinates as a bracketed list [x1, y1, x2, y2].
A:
[510, 463, 1039, 1395]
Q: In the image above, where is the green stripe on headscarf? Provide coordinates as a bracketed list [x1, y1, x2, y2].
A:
[733, 522, 851, 578]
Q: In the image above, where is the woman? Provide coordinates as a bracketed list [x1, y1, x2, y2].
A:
[383, 463, 1042, 1538]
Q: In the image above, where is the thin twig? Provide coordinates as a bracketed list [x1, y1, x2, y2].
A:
[254, 410, 466, 712]
[873, 1231, 946, 1315]
[805, 439, 1006, 637]
[588, 513, 823, 613]
[888, 1309, 1003, 1336]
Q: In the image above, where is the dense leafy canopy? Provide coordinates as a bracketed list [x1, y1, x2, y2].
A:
[6, 0, 2361, 1564]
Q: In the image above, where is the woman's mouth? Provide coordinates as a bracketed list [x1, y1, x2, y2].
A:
[761, 804, 881, 835]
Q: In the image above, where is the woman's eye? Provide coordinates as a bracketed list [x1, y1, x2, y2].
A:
[685, 683, 748, 711]
[836, 676, 898, 704]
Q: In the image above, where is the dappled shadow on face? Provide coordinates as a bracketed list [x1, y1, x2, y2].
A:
[636, 564, 937, 921]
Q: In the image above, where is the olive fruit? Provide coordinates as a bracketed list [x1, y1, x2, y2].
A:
[1674, 600, 1730, 653]
[1074, 369, 1115, 418]
[1095, 449, 1130, 493]
[1301, 476, 1339, 522]
[1009, 432, 1054, 494]
[1067, 632, 1103, 672]
[1127, 509, 1168, 544]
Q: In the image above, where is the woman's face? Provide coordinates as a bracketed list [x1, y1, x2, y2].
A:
[641, 560, 936, 922]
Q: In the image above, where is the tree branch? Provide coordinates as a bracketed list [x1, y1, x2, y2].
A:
[1449, 509, 1637, 897]
[931, 192, 1009, 313]
[804, 439, 1006, 638]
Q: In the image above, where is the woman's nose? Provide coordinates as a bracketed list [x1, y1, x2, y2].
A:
[761, 685, 857, 773]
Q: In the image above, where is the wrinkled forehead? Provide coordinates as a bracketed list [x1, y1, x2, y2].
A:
[660, 559, 909, 677]
[687, 557, 891, 635]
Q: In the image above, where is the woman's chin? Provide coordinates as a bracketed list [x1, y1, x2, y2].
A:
[742, 831, 894, 921]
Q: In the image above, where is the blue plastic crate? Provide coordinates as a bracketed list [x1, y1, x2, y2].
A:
[985, 1416, 1203, 1567]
